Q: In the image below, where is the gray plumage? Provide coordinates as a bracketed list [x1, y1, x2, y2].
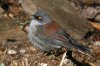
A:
[27, 9, 91, 55]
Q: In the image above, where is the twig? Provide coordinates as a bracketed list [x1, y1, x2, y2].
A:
[59, 51, 67, 66]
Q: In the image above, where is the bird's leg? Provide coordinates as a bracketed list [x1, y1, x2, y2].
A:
[59, 51, 67, 66]
[42, 50, 55, 59]
[48, 48, 64, 59]
[47, 50, 57, 59]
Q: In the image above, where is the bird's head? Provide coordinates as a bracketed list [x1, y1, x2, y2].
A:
[31, 9, 52, 25]
[21, 9, 53, 33]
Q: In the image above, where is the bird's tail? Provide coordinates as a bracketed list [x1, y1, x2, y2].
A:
[70, 41, 91, 55]
[64, 32, 92, 55]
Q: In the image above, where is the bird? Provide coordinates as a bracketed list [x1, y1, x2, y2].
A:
[21, 9, 92, 66]
[22, 9, 91, 55]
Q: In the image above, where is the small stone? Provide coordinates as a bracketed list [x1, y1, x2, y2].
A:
[89, 63, 95, 66]
[19, 49, 26, 54]
[7, 49, 17, 54]
[18, 0, 24, 3]
[63, 58, 75, 66]
[9, 13, 14, 18]
[12, 60, 18, 66]
[38, 63, 48, 66]
[94, 41, 100, 45]
[24, 54, 30, 58]
[4, 13, 8, 17]
[63, 58, 68, 64]
[29, 46, 37, 52]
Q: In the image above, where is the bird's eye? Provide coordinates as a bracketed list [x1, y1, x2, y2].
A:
[34, 15, 42, 20]
[37, 16, 42, 20]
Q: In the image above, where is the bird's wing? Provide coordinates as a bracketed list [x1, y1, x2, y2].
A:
[36, 21, 91, 55]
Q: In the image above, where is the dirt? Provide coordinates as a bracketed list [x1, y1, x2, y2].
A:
[0, 0, 99, 66]
[0, 19, 99, 66]
[0, 25, 75, 66]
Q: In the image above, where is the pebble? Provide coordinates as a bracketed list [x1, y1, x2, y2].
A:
[24, 54, 30, 58]
[63, 58, 75, 66]
[94, 41, 100, 45]
[38, 63, 48, 66]
[11, 60, 18, 66]
[19, 49, 26, 54]
[29, 46, 37, 52]
[7, 49, 17, 54]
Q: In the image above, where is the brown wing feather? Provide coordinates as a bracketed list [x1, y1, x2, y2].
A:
[43, 21, 67, 41]
[43, 21, 60, 35]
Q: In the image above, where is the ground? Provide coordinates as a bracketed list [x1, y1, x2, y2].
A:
[0, 26, 76, 66]
[0, 0, 99, 65]
[0, 18, 99, 66]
